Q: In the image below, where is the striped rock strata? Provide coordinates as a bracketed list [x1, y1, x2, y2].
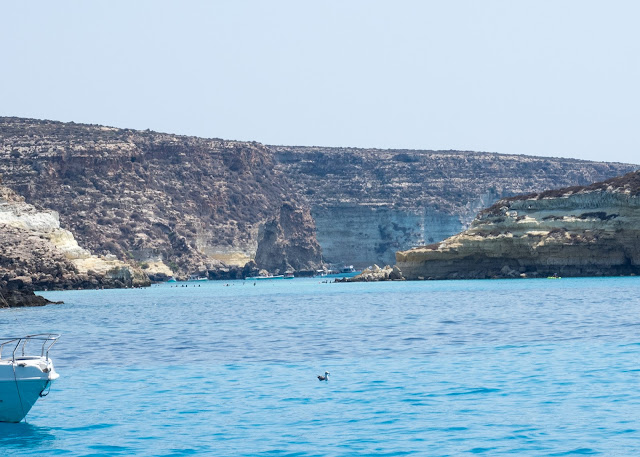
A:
[396, 171, 640, 280]
[0, 184, 149, 306]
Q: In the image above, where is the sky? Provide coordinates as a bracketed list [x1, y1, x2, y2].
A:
[1, 1, 639, 164]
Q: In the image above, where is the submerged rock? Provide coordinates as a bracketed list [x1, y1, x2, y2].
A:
[0, 289, 58, 308]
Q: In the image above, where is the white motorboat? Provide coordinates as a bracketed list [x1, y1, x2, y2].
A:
[247, 275, 284, 280]
[188, 275, 208, 281]
[0, 334, 60, 423]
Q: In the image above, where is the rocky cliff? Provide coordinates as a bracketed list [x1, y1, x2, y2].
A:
[254, 202, 323, 274]
[1, 117, 636, 277]
[396, 170, 640, 280]
[0, 117, 322, 278]
[272, 146, 637, 268]
[0, 182, 149, 306]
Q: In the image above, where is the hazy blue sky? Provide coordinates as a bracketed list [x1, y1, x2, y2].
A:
[2, 1, 639, 164]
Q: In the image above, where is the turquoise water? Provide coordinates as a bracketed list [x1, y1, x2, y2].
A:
[2, 277, 640, 456]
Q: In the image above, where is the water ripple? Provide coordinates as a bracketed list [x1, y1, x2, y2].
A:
[0, 277, 637, 455]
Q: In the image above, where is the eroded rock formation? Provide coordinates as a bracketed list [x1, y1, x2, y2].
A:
[254, 203, 323, 274]
[341, 264, 404, 282]
[396, 170, 640, 280]
[0, 183, 148, 306]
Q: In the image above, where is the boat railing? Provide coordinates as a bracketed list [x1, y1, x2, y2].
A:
[0, 334, 60, 363]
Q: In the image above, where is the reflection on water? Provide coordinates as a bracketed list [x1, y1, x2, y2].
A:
[0, 422, 55, 447]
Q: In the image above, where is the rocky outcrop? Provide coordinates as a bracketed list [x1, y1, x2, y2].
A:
[396, 170, 640, 280]
[254, 203, 323, 274]
[0, 183, 149, 306]
[273, 146, 638, 268]
[0, 225, 70, 307]
[341, 264, 404, 282]
[0, 117, 322, 276]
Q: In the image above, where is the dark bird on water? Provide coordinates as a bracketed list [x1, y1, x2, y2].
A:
[317, 371, 330, 381]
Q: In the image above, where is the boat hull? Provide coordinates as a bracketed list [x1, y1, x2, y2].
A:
[0, 358, 58, 423]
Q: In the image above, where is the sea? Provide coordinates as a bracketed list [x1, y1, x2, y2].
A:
[2, 277, 640, 456]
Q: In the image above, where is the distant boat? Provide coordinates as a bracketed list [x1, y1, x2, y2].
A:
[168, 277, 177, 283]
[247, 275, 284, 280]
[188, 275, 208, 281]
[284, 271, 295, 279]
[0, 334, 60, 423]
[318, 265, 361, 278]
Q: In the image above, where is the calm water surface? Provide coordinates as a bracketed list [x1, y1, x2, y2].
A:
[2, 277, 640, 456]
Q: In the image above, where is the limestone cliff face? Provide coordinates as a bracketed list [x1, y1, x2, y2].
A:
[0, 117, 321, 277]
[254, 203, 323, 274]
[310, 205, 464, 268]
[0, 183, 149, 306]
[396, 171, 640, 279]
[272, 146, 637, 268]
